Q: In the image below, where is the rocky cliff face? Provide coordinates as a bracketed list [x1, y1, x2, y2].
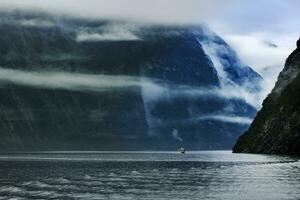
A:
[0, 11, 262, 150]
[233, 38, 300, 155]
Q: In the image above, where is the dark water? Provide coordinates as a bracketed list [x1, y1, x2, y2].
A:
[0, 151, 299, 200]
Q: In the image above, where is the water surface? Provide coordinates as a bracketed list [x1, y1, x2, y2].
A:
[0, 151, 299, 200]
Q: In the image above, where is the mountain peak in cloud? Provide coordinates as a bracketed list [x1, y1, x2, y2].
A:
[0, 11, 261, 150]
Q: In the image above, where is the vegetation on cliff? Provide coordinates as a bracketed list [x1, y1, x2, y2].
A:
[233, 38, 300, 154]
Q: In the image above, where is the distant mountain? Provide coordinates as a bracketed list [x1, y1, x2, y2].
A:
[233, 38, 300, 155]
[0, 11, 262, 150]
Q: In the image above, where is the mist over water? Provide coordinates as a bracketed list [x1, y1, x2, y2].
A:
[0, 151, 299, 200]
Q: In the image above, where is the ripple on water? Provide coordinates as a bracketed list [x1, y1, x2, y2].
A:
[28, 190, 61, 198]
[51, 177, 71, 184]
[109, 172, 117, 177]
[0, 151, 299, 200]
[84, 175, 92, 180]
[22, 180, 52, 188]
[0, 185, 24, 193]
[131, 170, 141, 175]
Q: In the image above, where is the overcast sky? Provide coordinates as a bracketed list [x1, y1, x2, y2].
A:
[0, 0, 299, 90]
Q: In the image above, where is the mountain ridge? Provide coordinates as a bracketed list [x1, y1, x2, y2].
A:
[0, 11, 261, 150]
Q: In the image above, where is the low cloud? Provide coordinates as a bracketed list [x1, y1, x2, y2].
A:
[0, 17, 56, 28]
[19, 18, 55, 27]
[198, 31, 286, 109]
[199, 37, 235, 86]
[76, 32, 140, 42]
[0, 0, 234, 24]
[142, 79, 261, 109]
[0, 67, 162, 93]
[223, 33, 297, 97]
[195, 115, 253, 124]
[0, 67, 257, 130]
[76, 24, 141, 42]
[0, 67, 267, 109]
[224, 34, 295, 76]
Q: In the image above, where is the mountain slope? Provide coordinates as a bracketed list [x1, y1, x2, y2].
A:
[233, 38, 300, 154]
[0, 11, 262, 150]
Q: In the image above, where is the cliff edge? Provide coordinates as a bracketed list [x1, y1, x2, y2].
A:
[233, 38, 300, 154]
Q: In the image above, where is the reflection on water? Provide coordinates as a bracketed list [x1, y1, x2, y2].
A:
[0, 151, 299, 200]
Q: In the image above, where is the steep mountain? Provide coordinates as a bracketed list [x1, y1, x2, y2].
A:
[233, 38, 300, 154]
[0, 11, 262, 150]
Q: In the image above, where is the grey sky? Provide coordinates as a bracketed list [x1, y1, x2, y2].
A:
[1, 0, 298, 31]
[0, 0, 233, 24]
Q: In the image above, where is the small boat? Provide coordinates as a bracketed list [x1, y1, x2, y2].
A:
[178, 147, 186, 154]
